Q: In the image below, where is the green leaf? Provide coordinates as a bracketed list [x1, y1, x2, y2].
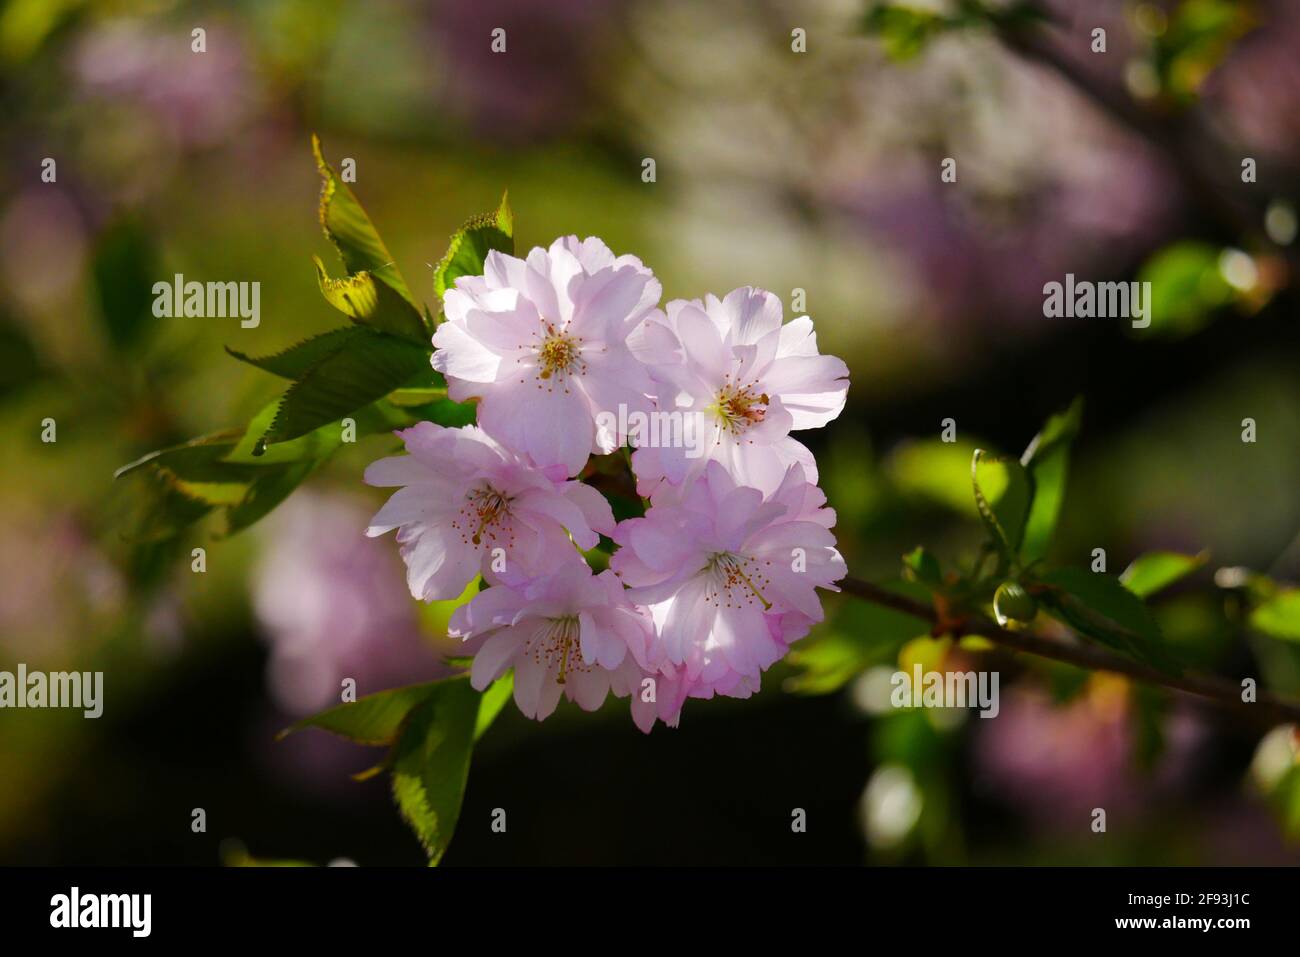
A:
[222, 459, 320, 536]
[116, 432, 333, 539]
[158, 473, 250, 507]
[386, 386, 450, 407]
[262, 329, 432, 445]
[313, 134, 417, 308]
[885, 438, 982, 516]
[1135, 241, 1233, 338]
[390, 679, 482, 865]
[118, 440, 299, 540]
[407, 396, 478, 428]
[226, 399, 339, 465]
[474, 673, 513, 741]
[122, 469, 217, 544]
[226, 326, 363, 380]
[91, 216, 159, 351]
[278, 682, 444, 747]
[1036, 567, 1178, 673]
[226, 399, 336, 464]
[1269, 764, 1300, 841]
[313, 256, 427, 344]
[1152, 0, 1255, 103]
[418, 577, 482, 641]
[1250, 590, 1300, 642]
[971, 450, 1031, 563]
[861, 0, 1033, 60]
[115, 432, 248, 481]
[222, 392, 406, 468]
[1153, 593, 1232, 673]
[901, 546, 942, 589]
[122, 439, 259, 508]
[1020, 397, 1083, 469]
[1120, 550, 1209, 598]
[1019, 397, 1083, 565]
[862, 3, 959, 60]
[384, 369, 475, 423]
[433, 192, 514, 301]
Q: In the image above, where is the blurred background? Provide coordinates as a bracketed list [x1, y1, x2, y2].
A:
[1, 0, 1298, 865]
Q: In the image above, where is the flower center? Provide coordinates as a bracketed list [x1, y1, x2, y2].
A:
[536, 323, 585, 382]
[450, 484, 514, 547]
[527, 615, 587, 685]
[705, 552, 773, 611]
[709, 380, 769, 435]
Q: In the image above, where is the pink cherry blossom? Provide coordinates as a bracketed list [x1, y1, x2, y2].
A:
[451, 562, 661, 730]
[629, 286, 849, 499]
[431, 236, 661, 476]
[610, 461, 846, 707]
[364, 423, 614, 601]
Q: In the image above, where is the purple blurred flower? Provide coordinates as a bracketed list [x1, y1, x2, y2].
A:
[70, 20, 256, 150]
[252, 490, 450, 718]
[1203, 0, 1300, 164]
[824, 39, 1182, 325]
[0, 513, 123, 663]
[973, 679, 1203, 831]
[430, 0, 626, 142]
[0, 189, 88, 313]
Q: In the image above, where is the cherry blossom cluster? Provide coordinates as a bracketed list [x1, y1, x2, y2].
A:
[365, 237, 848, 731]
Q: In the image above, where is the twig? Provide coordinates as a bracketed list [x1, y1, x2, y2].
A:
[839, 575, 1300, 726]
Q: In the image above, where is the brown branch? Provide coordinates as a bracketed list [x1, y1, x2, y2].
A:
[839, 575, 1300, 726]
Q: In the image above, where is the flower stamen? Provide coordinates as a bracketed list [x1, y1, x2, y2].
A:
[529, 615, 583, 685]
[707, 552, 773, 610]
[536, 322, 585, 383]
[450, 484, 513, 547]
[708, 376, 768, 435]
